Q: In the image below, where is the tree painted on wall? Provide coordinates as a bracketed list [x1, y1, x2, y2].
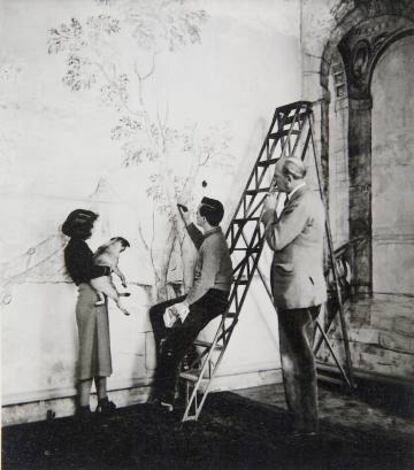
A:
[48, 0, 234, 300]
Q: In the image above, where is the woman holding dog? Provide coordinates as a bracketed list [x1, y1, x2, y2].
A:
[62, 209, 116, 418]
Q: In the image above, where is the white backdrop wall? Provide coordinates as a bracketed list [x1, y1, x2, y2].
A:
[1, 0, 301, 419]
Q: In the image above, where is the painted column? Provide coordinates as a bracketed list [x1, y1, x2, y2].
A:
[348, 96, 372, 294]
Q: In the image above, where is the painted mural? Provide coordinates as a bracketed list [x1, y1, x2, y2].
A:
[1, 0, 237, 307]
[1, 0, 301, 412]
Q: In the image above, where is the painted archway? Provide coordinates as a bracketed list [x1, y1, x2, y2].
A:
[371, 35, 414, 294]
[319, 0, 414, 294]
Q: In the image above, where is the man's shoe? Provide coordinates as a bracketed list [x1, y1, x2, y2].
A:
[147, 396, 174, 412]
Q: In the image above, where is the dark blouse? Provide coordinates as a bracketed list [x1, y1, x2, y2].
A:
[64, 238, 110, 285]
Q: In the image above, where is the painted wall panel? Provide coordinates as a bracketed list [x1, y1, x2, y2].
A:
[1, 0, 301, 411]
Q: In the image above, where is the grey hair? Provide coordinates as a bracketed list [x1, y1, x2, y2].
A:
[281, 157, 307, 179]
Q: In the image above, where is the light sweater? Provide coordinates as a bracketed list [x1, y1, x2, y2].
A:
[185, 224, 233, 305]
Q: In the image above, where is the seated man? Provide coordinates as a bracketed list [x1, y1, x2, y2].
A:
[149, 197, 233, 410]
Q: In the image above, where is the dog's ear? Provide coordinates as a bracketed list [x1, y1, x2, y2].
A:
[110, 236, 130, 248]
[119, 237, 130, 248]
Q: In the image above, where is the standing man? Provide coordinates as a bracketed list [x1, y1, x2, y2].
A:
[261, 157, 327, 435]
[149, 197, 233, 410]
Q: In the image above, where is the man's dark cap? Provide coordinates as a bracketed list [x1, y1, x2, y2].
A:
[62, 209, 98, 237]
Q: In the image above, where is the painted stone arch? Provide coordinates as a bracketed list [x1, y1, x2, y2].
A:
[319, 0, 414, 294]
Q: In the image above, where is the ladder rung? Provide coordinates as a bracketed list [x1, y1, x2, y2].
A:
[276, 100, 312, 114]
[193, 339, 223, 350]
[235, 279, 249, 285]
[317, 372, 343, 386]
[180, 371, 203, 382]
[231, 247, 260, 253]
[316, 362, 346, 385]
[282, 111, 310, 126]
[257, 158, 278, 167]
[245, 188, 269, 195]
[224, 312, 237, 318]
[269, 129, 300, 140]
[233, 217, 260, 224]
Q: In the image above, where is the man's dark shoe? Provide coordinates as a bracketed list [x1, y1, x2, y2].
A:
[147, 396, 174, 412]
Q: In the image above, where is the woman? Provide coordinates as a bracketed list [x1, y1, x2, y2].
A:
[62, 208, 116, 418]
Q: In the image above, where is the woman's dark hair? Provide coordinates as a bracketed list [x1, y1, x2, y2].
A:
[62, 209, 98, 240]
[199, 197, 224, 226]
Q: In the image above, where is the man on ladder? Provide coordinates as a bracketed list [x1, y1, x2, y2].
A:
[261, 157, 327, 436]
[149, 197, 233, 411]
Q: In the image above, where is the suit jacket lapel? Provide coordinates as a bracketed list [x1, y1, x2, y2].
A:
[284, 185, 308, 210]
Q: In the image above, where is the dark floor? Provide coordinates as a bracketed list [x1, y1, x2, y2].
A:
[2, 383, 414, 470]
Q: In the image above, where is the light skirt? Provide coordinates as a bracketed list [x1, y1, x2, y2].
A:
[76, 283, 112, 380]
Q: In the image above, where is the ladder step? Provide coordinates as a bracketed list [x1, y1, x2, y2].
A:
[233, 217, 260, 224]
[316, 362, 346, 386]
[224, 311, 237, 318]
[180, 371, 203, 382]
[281, 111, 310, 126]
[232, 247, 260, 253]
[317, 372, 344, 386]
[269, 129, 300, 140]
[276, 100, 312, 114]
[245, 188, 270, 195]
[193, 339, 224, 350]
[257, 158, 278, 167]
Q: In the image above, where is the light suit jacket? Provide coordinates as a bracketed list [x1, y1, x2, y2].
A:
[262, 185, 327, 310]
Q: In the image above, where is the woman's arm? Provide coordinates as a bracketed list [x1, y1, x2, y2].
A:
[65, 240, 110, 284]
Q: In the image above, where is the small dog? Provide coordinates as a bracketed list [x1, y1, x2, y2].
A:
[90, 237, 131, 316]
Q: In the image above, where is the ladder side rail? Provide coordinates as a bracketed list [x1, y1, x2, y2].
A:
[245, 194, 268, 220]
[183, 225, 272, 376]
[275, 113, 296, 162]
[228, 104, 308, 239]
[315, 320, 352, 389]
[189, 310, 239, 368]
[229, 218, 257, 255]
[191, 236, 267, 419]
[299, 128, 312, 162]
[225, 110, 280, 239]
[182, 228, 266, 420]
[182, 100, 355, 422]
[308, 113, 354, 388]
[230, 113, 305, 234]
[182, 315, 227, 421]
[230, 227, 264, 301]
[183, 239, 266, 421]
[242, 232, 273, 301]
[290, 110, 312, 160]
[233, 136, 280, 224]
[277, 102, 302, 161]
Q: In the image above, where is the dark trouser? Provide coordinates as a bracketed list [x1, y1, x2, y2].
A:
[149, 289, 229, 403]
[277, 305, 321, 433]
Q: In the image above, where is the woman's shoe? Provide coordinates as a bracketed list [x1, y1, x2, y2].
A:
[95, 398, 117, 416]
[75, 405, 93, 422]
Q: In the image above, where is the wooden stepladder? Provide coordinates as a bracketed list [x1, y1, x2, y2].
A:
[179, 101, 354, 422]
